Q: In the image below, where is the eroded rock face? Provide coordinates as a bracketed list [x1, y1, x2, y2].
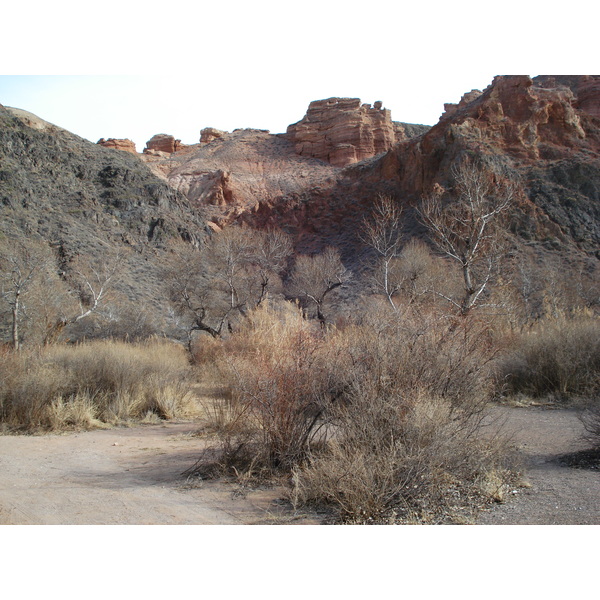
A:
[285, 97, 409, 167]
[144, 133, 188, 154]
[200, 127, 226, 143]
[365, 75, 600, 254]
[97, 138, 137, 154]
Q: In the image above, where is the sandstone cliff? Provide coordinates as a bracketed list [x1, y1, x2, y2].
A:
[285, 97, 428, 167]
[359, 75, 600, 255]
[140, 128, 340, 231]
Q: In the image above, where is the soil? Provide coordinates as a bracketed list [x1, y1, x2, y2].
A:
[477, 404, 600, 525]
[0, 421, 317, 525]
[1, 405, 598, 525]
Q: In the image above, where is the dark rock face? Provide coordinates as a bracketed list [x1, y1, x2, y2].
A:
[0, 105, 208, 324]
[0, 105, 204, 246]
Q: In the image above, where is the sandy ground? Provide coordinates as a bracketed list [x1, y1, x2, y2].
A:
[0, 422, 315, 525]
[0, 405, 598, 525]
[477, 405, 600, 525]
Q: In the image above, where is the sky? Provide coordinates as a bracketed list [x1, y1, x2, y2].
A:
[1, 1, 597, 152]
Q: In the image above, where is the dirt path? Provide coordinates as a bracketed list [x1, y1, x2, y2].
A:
[0, 422, 312, 525]
[477, 405, 600, 525]
[1, 405, 598, 525]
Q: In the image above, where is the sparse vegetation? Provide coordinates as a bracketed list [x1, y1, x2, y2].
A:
[1, 122, 599, 523]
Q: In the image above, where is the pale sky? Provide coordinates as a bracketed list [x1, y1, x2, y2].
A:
[2, 1, 596, 152]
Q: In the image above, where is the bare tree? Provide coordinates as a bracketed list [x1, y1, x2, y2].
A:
[253, 228, 293, 307]
[361, 195, 404, 309]
[0, 239, 52, 350]
[44, 250, 123, 344]
[167, 226, 292, 343]
[288, 247, 350, 326]
[417, 158, 516, 315]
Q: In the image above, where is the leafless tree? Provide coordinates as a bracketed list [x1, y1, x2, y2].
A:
[417, 158, 517, 315]
[288, 247, 350, 326]
[0, 239, 52, 350]
[43, 250, 123, 344]
[361, 195, 404, 309]
[167, 226, 292, 343]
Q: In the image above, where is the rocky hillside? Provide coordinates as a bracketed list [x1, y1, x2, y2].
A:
[1, 76, 599, 339]
[105, 79, 599, 262]
[0, 104, 209, 331]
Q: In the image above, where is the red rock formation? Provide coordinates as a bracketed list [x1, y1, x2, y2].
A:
[139, 128, 339, 229]
[144, 133, 188, 154]
[285, 97, 407, 167]
[370, 75, 598, 200]
[97, 138, 137, 154]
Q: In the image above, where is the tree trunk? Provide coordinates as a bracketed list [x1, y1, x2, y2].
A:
[11, 295, 19, 351]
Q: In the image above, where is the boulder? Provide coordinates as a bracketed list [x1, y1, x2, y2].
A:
[200, 127, 226, 143]
[144, 133, 188, 154]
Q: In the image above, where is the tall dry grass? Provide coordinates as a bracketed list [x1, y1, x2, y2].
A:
[0, 338, 197, 430]
[497, 313, 600, 401]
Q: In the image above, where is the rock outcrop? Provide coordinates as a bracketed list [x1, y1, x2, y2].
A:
[200, 127, 226, 143]
[144, 133, 188, 154]
[97, 138, 137, 154]
[365, 75, 600, 255]
[140, 128, 339, 230]
[285, 97, 416, 167]
[577, 77, 600, 118]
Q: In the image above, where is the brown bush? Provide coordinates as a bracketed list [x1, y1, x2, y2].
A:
[289, 301, 513, 523]
[291, 387, 513, 523]
[195, 301, 349, 475]
[196, 298, 515, 522]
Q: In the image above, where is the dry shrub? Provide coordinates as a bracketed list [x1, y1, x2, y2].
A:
[581, 392, 600, 448]
[0, 338, 196, 430]
[497, 313, 600, 401]
[291, 389, 512, 524]
[198, 298, 515, 522]
[197, 301, 348, 476]
[290, 301, 514, 523]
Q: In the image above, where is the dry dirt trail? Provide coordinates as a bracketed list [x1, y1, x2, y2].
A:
[0, 406, 598, 525]
[478, 405, 600, 525]
[0, 422, 311, 525]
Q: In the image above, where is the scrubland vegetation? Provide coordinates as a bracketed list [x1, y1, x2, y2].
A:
[2, 158, 599, 523]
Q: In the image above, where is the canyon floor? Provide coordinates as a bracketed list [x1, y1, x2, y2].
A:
[0, 405, 598, 526]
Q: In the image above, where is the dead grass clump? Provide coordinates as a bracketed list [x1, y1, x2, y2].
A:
[497, 314, 600, 401]
[0, 338, 197, 430]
